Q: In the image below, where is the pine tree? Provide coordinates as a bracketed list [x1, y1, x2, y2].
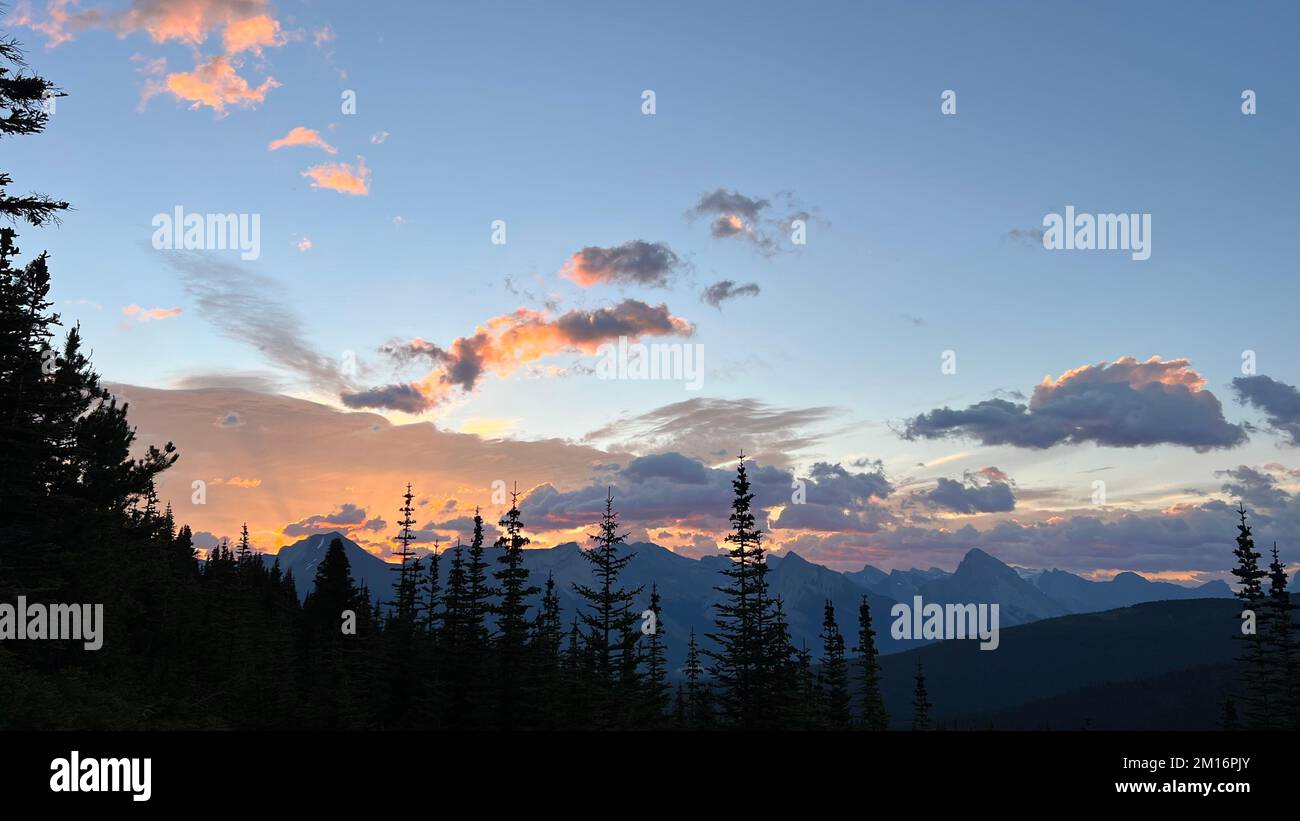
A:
[1264, 543, 1298, 729]
[531, 571, 565, 727]
[235, 522, 254, 566]
[573, 489, 643, 725]
[0, 33, 68, 226]
[683, 628, 712, 729]
[1230, 504, 1272, 729]
[911, 662, 933, 731]
[301, 537, 367, 728]
[640, 584, 670, 724]
[382, 484, 422, 726]
[854, 594, 888, 730]
[706, 453, 781, 728]
[819, 600, 851, 729]
[795, 641, 821, 730]
[389, 484, 422, 631]
[492, 485, 540, 728]
[464, 507, 492, 648]
[422, 540, 442, 637]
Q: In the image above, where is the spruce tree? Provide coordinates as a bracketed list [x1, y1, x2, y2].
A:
[531, 571, 565, 727]
[1230, 504, 1271, 729]
[640, 584, 670, 724]
[492, 485, 540, 728]
[0, 32, 68, 226]
[854, 594, 888, 730]
[1264, 543, 1298, 729]
[683, 628, 712, 729]
[819, 600, 851, 729]
[911, 662, 933, 731]
[706, 453, 780, 728]
[389, 484, 422, 631]
[572, 489, 643, 724]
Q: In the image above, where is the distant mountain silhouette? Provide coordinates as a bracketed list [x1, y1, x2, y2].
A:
[912, 547, 1071, 626]
[1032, 568, 1232, 613]
[845, 547, 1232, 622]
[268, 533, 1232, 673]
[875, 598, 1242, 728]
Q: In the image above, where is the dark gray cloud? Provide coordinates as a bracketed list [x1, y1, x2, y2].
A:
[408, 515, 501, 546]
[340, 383, 428, 414]
[686, 188, 818, 256]
[521, 453, 798, 532]
[903, 356, 1246, 451]
[701, 280, 760, 308]
[923, 467, 1017, 514]
[771, 461, 895, 533]
[565, 240, 683, 287]
[1232, 375, 1300, 445]
[283, 503, 368, 536]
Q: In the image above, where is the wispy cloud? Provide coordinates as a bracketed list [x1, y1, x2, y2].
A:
[701, 280, 760, 309]
[122, 303, 182, 322]
[164, 252, 358, 396]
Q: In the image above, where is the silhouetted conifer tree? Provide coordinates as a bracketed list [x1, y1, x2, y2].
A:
[854, 594, 888, 730]
[911, 662, 933, 731]
[1264, 542, 1298, 729]
[1231, 504, 1272, 729]
[639, 584, 670, 723]
[492, 486, 539, 728]
[707, 453, 783, 728]
[573, 489, 643, 725]
[819, 600, 851, 729]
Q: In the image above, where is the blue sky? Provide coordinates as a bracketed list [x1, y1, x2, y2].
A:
[7, 0, 1300, 575]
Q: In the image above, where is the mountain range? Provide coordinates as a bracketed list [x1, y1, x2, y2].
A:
[262, 532, 1232, 669]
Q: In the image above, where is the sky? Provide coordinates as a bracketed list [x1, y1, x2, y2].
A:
[7, 0, 1300, 580]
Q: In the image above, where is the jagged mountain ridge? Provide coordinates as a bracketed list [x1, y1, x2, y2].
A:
[262, 531, 1232, 669]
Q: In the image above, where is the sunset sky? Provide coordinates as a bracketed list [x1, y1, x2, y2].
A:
[8, 0, 1300, 579]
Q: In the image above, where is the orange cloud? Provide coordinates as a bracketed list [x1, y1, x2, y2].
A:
[164, 55, 279, 113]
[19, 0, 289, 53]
[122, 304, 182, 322]
[1038, 355, 1208, 393]
[301, 156, 371, 196]
[111, 383, 611, 554]
[268, 126, 337, 154]
[221, 13, 283, 54]
[344, 300, 693, 412]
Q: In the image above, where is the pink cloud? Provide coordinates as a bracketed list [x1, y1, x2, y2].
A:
[301, 156, 370, 196]
[268, 126, 337, 154]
